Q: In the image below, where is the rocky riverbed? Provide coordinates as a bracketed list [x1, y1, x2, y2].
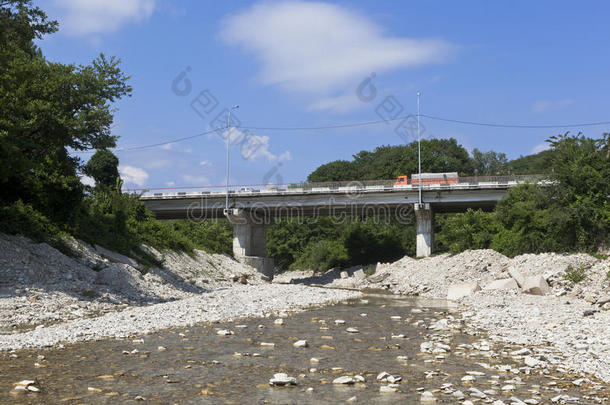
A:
[275, 250, 610, 383]
[1, 295, 608, 404]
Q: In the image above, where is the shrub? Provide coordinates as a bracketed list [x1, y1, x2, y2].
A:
[564, 265, 586, 283]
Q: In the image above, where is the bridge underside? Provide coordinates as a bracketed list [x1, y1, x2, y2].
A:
[143, 187, 509, 277]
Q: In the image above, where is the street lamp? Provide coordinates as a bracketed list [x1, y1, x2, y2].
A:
[417, 92, 422, 205]
[226, 104, 239, 211]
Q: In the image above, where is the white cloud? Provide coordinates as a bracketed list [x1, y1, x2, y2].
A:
[181, 174, 211, 185]
[199, 160, 212, 166]
[51, 0, 155, 36]
[531, 142, 551, 154]
[165, 181, 175, 187]
[532, 98, 574, 113]
[223, 129, 291, 163]
[80, 175, 95, 187]
[160, 143, 173, 150]
[220, 2, 452, 111]
[308, 92, 365, 113]
[120, 165, 149, 186]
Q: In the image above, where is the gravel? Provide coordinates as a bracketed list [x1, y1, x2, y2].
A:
[277, 249, 610, 382]
[0, 284, 360, 350]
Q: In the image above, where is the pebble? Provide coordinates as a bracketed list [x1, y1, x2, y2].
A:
[346, 327, 359, 333]
[332, 376, 355, 384]
[293, 340, 308, 348]
[269, 373, 297, 386]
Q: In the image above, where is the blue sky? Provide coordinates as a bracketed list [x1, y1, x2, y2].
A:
[37, 0, 610, 188]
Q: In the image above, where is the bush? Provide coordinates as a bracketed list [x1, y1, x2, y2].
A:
[0, 200, 73, 255]
[435, 209, 496, 254]
[564, 265, 586, 283]
[292, 239, 349, 271]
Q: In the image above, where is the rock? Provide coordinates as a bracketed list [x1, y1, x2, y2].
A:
[485, 278, 519, 291]
[522, 275, 550, 295]
[469, 387, 486, 398]
[310, 357, 319, 363]
[353, 269, 366, 280]
[501, 384, 516, 391]
[421, 391, 436, 402]
[376, 371, 391, 381]
[293, 340, 308, 348]
[387, 375, 402, 383]
[452, 390, 466, 400]
[332, 376, 355, 384]
[354, 375, 365, 382]
[340, 271, 349, 279]
[260, 342, 275, 347]
[216, 329, 234, 336]
[429, 319, 451, 331]
[461, 375, 475, 382]
[274, 318, 284, 325]
[346, 327, 359, 333]
[447, 282, 481, 300]
[379, 385, 397, 393]
[334, 319, 346, 325]
[508, 266, 526, 287]
[523, 356, 543, 368]
[269, 373, 297, 386]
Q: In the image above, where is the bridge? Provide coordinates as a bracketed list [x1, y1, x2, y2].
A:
[136, 175, 546, 278]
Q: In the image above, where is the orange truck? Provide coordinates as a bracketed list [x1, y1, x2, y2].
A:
[395, 172, 458, 186]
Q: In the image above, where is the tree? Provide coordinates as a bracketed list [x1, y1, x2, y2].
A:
[471, 148, 508, 176]
[307, 138, 474, 182]
[0, 0, 131, 223]
[84, 150, 120, 187]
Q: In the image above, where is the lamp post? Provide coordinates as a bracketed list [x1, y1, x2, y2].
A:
[417, 92, 422, 204]
[226, 104, 239, 211]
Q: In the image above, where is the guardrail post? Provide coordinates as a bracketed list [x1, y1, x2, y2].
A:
[414, 203, 434, 257]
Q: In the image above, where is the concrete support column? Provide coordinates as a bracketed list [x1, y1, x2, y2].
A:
[414, 203, 434, 258]
[224, 209, 274, 280]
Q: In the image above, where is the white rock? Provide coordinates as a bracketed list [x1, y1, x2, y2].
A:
[376, 371, 391, 381]
[216, 329, 233, 336]
[421, 391, 436, 402]
[387, 375, 402, 383]
[447, 282, 481, 300]
[522, 275, 550, 295]
[334, 319, 346, 325]
[354, 375, 366, 382]
[340, 271, 349, 279]
[508, 266, 526, 287]
[485, 278, 519, 291]
[333, 376, 355, 384]
[274, 318, 284, 325]
[346, 327, 359, 333]
[293, 340, 308, 348]
[269, 373, 297, 386]
[379, 385, 397, 393]
[452, 390, 465, 399]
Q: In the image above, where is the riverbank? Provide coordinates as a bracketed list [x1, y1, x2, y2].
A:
[275, 249, 610, 382]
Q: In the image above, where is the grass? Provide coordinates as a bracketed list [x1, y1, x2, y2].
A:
[564, 264, 586, 283]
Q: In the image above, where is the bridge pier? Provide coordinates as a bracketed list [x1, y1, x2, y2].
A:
[414, 203, 434, 257]
[224, 209, 274, 280]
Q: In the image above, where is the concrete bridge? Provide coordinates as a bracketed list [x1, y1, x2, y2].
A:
[138, 175, 545, 278]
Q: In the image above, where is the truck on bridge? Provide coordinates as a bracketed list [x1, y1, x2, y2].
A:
[394, 172, 459, 186]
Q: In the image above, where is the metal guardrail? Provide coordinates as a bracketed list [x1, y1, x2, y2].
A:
[131, 174, 549, 197]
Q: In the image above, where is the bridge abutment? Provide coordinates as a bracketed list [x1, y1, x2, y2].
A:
[414, 203, 434, 257]
[224, 209, 274, 280]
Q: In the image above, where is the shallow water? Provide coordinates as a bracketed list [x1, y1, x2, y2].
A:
[0, 294, 607, 404]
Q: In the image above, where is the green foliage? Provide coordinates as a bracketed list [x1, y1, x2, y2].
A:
[84, 149, 120, 187]
[267, 216, 415, 271]
[436, 209, 497, 254]
[0, 200, 73, 256]
[292, 239, 349, 271]
[307, 138, 474, 182]
[505, 150, 554, 174]
[564, 265, 586, 283]
[471, 149, 508, 175]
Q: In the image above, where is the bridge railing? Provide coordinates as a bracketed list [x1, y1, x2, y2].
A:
[130, 174, 550, 196]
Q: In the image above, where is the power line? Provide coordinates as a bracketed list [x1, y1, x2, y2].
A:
[71, 113, 610, 154]
[421, 114, 610, 129]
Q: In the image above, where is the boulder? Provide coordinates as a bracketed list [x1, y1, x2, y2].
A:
[340, 271, 349, 279]
[352, 269, 366, 280]
[522, 275, 551, 295]
[485, 278, 519, 291]
[447, 282, 481, 300]
[508, 266, 525, 287]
